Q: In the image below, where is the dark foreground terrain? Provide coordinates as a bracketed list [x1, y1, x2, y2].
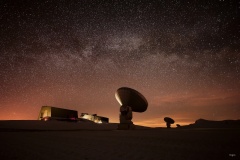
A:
[0, 121, 239, 160]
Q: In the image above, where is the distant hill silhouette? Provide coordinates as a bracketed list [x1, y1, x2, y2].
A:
[182, 119, 240, 128]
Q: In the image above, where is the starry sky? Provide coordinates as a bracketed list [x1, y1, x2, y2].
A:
[0, 0, 239, 127]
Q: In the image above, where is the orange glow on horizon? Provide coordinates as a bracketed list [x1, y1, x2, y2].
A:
[1, 88, 239, 128]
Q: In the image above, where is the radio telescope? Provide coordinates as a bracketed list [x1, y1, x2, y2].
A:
[164, 117, 175, 128]
[115, 87, 148, 130]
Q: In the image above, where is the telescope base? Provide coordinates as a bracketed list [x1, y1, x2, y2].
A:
[117, 123, 135, 130]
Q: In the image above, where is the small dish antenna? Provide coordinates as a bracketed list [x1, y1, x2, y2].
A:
[164, 117, 175, 128]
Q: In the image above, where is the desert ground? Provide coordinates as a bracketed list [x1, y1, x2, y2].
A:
[0, 121, 239, 160]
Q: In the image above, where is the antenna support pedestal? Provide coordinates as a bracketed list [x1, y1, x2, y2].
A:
[118, 106, 135, 130]
[118, 123, 135, 130]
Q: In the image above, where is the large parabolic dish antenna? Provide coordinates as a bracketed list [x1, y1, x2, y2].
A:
[115, 87, 148, 112]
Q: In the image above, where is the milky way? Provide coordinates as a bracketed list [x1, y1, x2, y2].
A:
[0, 0, 240, 126]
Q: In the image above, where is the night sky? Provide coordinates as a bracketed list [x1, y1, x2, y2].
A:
[1, 0, 239, 127]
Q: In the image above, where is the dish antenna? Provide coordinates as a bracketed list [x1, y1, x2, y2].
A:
[164, 117, 175, 128]
[115, 87, 148, 129]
